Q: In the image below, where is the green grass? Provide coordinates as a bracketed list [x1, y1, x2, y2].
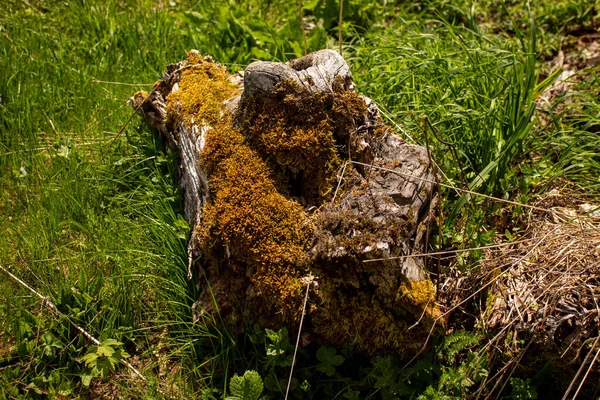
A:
[0, 1, 211, 396]
[1, 0, 599, 398]
[350, 2, 599, 252]
[532, 70, 600, 195]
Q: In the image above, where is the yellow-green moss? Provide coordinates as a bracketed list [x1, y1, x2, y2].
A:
[481, 267, 504, 325]
[166, 51, 238, 128]
[309, 277, 440, 357]
[312, 287, 432, 356]
[168, 52, 311, 322]
[398, 279, 440, 320]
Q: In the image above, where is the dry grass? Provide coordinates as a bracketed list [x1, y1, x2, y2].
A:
[441, 191, 600, 397]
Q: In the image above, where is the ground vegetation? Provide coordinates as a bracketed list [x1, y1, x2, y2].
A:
[1, 0, 599, 398]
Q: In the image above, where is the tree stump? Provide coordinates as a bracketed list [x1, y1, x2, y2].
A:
[131, 49, 441, 356]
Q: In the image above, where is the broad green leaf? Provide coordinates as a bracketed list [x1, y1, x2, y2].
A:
[81, 374, 93, 387]
[316, 346, 345, 376]
[81, 352, 99, 367]
[265, 328, 290, 357]
[96, 344, 115, 358]
[228, 370, 264, 400]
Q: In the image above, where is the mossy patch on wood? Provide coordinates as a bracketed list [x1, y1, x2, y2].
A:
[165, 52, 311, 323]
[163, 51, 440, 354]
[166, 52, 239, 128]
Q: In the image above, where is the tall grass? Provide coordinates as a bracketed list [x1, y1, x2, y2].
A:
[533, 70, 600, 196]
[350, 12, 548, 199]
[347, 3, 597, 252]
[0, 0, 222, 396]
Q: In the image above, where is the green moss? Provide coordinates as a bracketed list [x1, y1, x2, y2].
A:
[484, 267, 502, 311]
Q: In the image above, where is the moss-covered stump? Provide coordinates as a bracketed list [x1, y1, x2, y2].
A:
[131, 49, 441, 357]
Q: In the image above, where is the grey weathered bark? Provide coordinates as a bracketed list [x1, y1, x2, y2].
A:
[131, 49, 441, 356]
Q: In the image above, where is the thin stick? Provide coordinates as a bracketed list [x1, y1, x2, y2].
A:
[330, 161, 349, 206]
[43, 111, 58, 135]
[407, 297, 434, 331]
[349, 160, 551, 213]
[91, 78, 153, 87]
[572, 342, 600, 400]
[562, 335, 600, 400]
[401, 319, 439, 370]
[363, 238, 533, 263]
[101, 97, 147, 160]
[423, 116, 433, 269]
[493, 339, 534, 399]
[423, 116, 467, 190]
[338, 0, 344, 55]
[297, 0, 307, 56]
[285, 278, 311, 400]
[422, 115, 443, 291]
[0, 264, 146, 381]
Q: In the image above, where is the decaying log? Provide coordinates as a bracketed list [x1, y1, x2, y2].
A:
[131, 49, 441, 356]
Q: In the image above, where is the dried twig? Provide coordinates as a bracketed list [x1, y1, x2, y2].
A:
[571, 342, 600, 400]
[91, 78, 153, 87]
[0, 264, 146, 382]
[363, 238, 533, 263]
[285, 276, 312, 400]
[43, 111, 58, 135]
[562, 335, 600, 400]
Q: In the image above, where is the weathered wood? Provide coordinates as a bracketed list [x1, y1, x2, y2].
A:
[131, 49, 441, 356]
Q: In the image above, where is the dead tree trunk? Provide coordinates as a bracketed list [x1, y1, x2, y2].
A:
[131, 49, 441, 356]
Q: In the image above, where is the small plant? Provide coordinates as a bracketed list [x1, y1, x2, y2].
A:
[510, 378, 538, 400]
[265, 327, 293, 367]
[316, 345, 344, 377]
[436, 331, 482, 364]
[418, 332, 487, 399]
[80, 339, 130, 387]
[226, 370, 265, 400]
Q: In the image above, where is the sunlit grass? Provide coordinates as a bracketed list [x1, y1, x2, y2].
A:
[1, 0, 599, 397]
